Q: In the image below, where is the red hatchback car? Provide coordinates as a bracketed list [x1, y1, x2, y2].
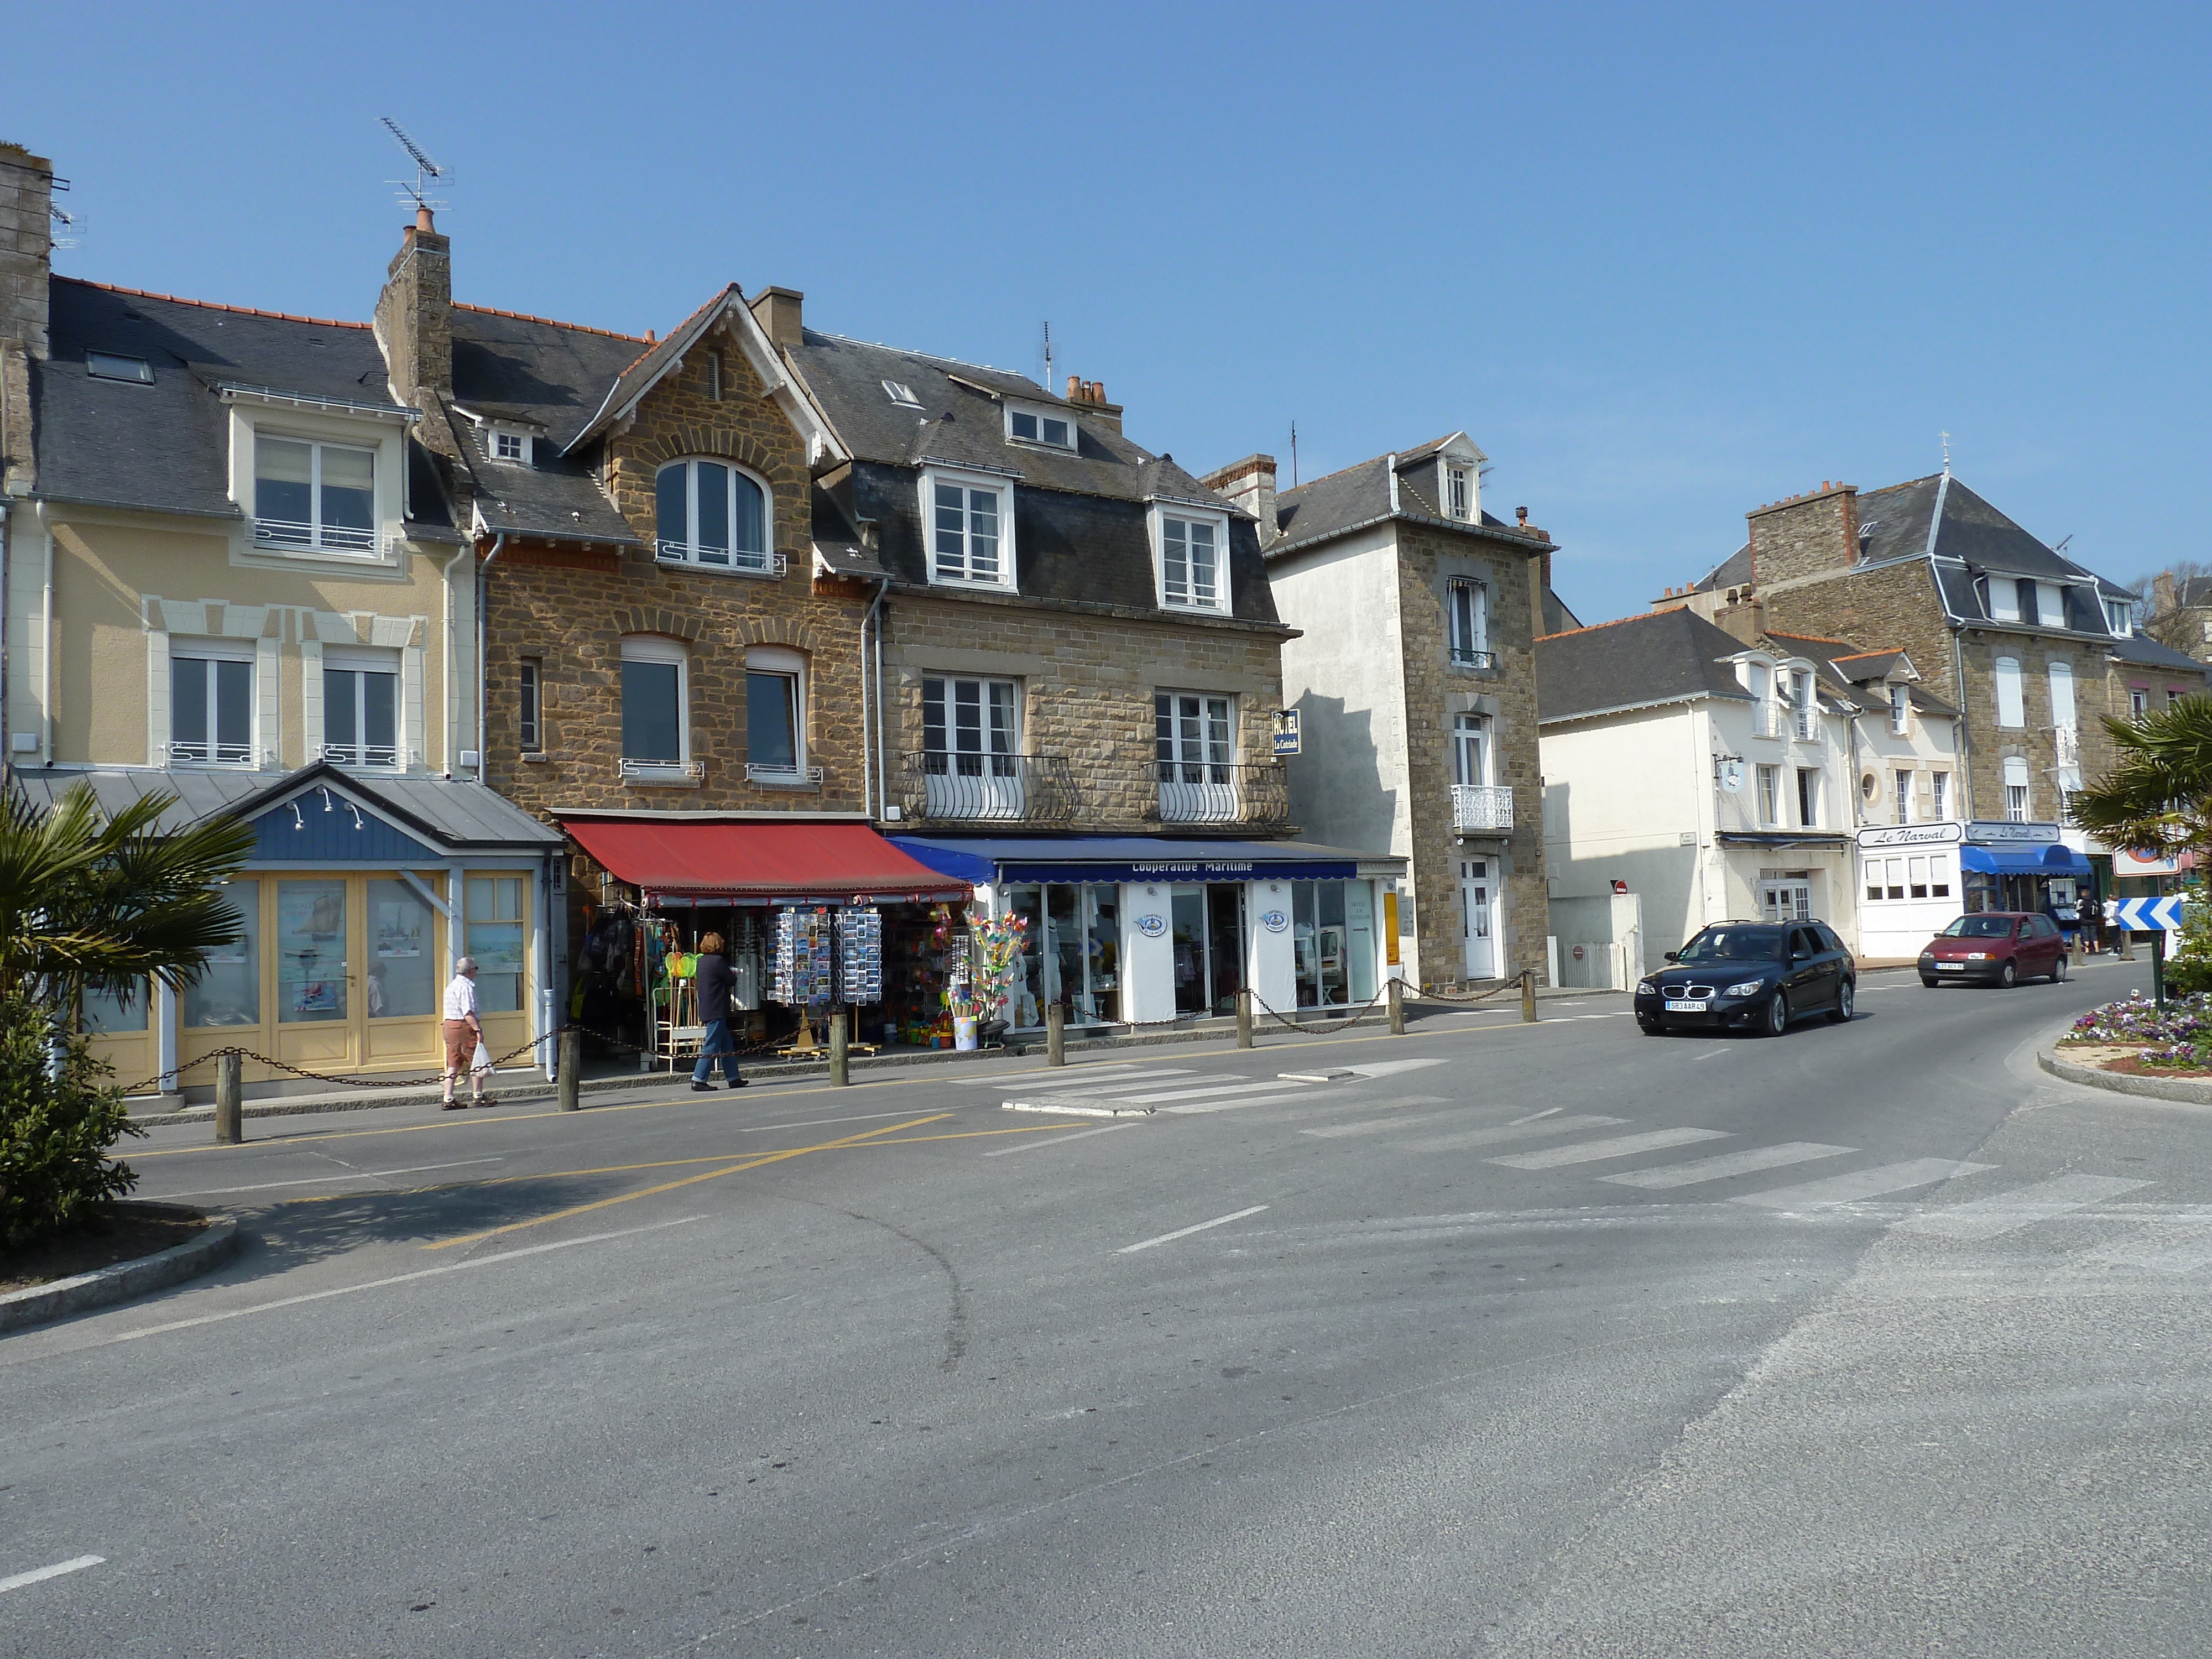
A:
[1919, 912, 2070, 988]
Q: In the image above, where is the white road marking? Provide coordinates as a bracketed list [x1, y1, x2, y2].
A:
[1340, 1059, 1452, 1079]
[1898, 1173, 2153, 1239]
[1391, 1114, 1630, 1155]
[1003, 1100, 1152, 1118]
[1511, 1107, 1563, 1124]
[1490, 1127, 1730, 1170]
[156, 1157, 504, 1197]
[0, 1556, 103, 1594]
[959, 1064, 1185, 1088]
[1164, 1091, 1328, 1115]
[1600, 1142, 1854, 1189]
[59, 1215, 707, 1350]
[375, 1158, 506, 1177]
[2089, 1209, 2212, 1273]
[1735, 1159, 1995, 1210]
[1115, 1079, 1307, 1105]
[982, 1124, 1134, 1156]
[737, 1109, 930, 1133]
[1071, 1072, 1218, 1096]
[1301, 1111, 1465, 1140]
[1117, 1206, 1270, 1254]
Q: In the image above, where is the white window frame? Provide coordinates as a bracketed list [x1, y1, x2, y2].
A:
[655, 457, 779, 576]
[744, 644, 815, 786]
[1446, 578, 1489, 666]
[87, 351, 153, 383]
[252, 432, 380, 556]
[883, 379, 922, 409]
[1756, 764, 1781, 827]
[2002, 755, 2031, 822]
[920, 467, 1016, 590]
[227, 398, 408, 570]
[1994, 656, 2025, 728]
[2035, 582, 2065, 628]
[1451, 712, 1492, 787]
[2106, 597, 2136, 637]
[1004, 404, 1076, 450]
[1895, 770, 1913, 825]
[1150, 502, 1232, 614]
[517, 659, 541, 751]
[1444, 463, 1472, 521]
[1788, 667, 1818, 741]
[1931, 771, 1949, 820]
[488, 427, 532, 464]
[1797, 766, 1821, 828]
[1889, 685, 1911, 735]
[169, 638, 257, 767]
[620, 636, 691, 775]
[1987, 578, 2020, 623]
[321, 644, 404, 769]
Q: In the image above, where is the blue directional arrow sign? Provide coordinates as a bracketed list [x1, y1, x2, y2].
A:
[2114, 896, 2185, 932]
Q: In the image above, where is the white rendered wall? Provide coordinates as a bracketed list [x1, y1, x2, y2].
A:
[1541, 703, 1706, 971]
[1246, 876, 1298, 1014]
[1119, 882, 1177, 1025]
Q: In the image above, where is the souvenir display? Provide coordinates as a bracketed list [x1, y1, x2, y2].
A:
[836, 906, 884, 1004]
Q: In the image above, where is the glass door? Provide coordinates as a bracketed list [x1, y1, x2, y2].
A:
[276, 877, 352, 1070]
[1171, 888, 1209, 1015]
[1460, 859, 1495, 979]
[1081, 885, 1120, 1022]
[1205, 884, 1244, 1015]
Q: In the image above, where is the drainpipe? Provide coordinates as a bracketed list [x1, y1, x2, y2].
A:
[36, 498, 51, 766]
[474, 533, 506, 782]
[863, 574, 890, 820]
[434, 542, 468, 776]
[1950, 633, 1975, 822]
[0, 498, 10, 789]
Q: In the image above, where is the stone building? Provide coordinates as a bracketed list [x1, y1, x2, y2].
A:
[0, 145, 562, 1097]
[1653, 467, 2206, 910]
[1203, 438, 1569, 991]
[772, 319, 1405, 1029]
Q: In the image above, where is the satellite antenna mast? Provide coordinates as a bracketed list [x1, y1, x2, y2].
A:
[379, 117, 447, 219]
[1040, 321, 1054, 392]
[1290, 420, 1300, 488]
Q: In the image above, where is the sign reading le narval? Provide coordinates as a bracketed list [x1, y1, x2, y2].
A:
[1857, 823, 1964, 849]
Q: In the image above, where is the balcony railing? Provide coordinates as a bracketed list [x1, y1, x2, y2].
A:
[621, 757, 706, 782]
[898, 752, 1077, 823]
[1452, 783, 1515, 832]
[2054, 723, 2080, 764]
[322, 743, 402, 769]
[1449, 645, 1497, 672]
[746, 761, 823, 787]
[169, 739, 255, 766]
[1155, 761, 1291, 826]
[655, 539, 787, 578]
[254, 518, 380, 555]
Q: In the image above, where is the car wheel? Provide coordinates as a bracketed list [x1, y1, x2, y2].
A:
[1829, 978, 1854, 1023]
[2052, 954, 2068, 983]
[1638, 1019, 1667, 1036]
[1997, 959, 2017, 989]
[1759, 990, 1789, 1037]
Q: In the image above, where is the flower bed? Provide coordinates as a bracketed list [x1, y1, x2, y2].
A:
[2062, 992, 2212, 1073]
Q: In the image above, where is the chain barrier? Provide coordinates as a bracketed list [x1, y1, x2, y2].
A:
[1405, 971, 1531, 1006]
[1250, 984, 1392, 1035]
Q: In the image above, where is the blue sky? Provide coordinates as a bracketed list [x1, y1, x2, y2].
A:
[11, 2, 2206, 623]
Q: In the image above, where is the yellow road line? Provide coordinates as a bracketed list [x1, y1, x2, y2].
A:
[417, 1112, 952, 1253]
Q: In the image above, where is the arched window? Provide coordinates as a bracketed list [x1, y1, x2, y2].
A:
[655, 460, 770, 572]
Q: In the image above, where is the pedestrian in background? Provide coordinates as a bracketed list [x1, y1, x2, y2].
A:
[691, 933, 746, 1092]
[441, 956, 484, 1110]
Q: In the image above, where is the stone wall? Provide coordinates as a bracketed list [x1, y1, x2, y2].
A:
[483, 319, 867, 815]
[880, 589, 1289, 832]
[1756, 559, 1959, 700]
[1395, 524, 1548, 987]
[1747, 484, 1858, 590]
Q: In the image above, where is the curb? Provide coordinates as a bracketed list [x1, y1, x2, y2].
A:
[0, 1203, 240, 1335]
[2038, 1047, 2212, 1110]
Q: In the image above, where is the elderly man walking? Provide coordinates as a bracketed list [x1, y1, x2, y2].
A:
[442, 956, 485, 1109]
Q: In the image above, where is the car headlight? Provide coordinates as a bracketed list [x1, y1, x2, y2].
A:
[1966, 951, 1991, 961]
[1918, 951, 1934, 962]
[1636, 979, 1658, 996]
[1724, 978, 1767, 998]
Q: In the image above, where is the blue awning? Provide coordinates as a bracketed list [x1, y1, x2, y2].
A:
[888, 834, 1369, 886]
[1960, 843, 2094, 877]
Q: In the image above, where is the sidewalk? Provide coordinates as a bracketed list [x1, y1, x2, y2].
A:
[126, 982, 1616, 1130]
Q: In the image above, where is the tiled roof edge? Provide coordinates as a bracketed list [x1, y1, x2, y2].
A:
[70, 278, 371, 331]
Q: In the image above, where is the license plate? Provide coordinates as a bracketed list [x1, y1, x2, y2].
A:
[1937, 962, 1965, 972]
[1665, 999, 1708, 1012]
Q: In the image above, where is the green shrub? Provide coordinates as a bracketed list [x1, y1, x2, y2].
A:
[2164, 896, 2212, 998]
[0, 992, 142, 1249]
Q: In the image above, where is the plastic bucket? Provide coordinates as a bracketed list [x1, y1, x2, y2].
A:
[954, 1016, 978, 1051]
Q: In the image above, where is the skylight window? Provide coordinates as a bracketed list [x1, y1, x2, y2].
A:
[87, 351, 153, 383]
[1007, 407, 1073, 449]
[883, 380, 922, 409]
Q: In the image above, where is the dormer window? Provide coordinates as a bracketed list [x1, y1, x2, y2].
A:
[1151, 505, 1230, 613]
[883, 380, 922, 409]
[255, 436, 377, 554]
[921, 467, 1015, 589]
[489, 429, 531, 463]
[1889, 684, 1911, 735]
[655, 458, 778, 575]
[1446, 465, 1472, 521]
[1007, 406, 1074, 449]
[87, 351, 153, 383]
[2106, 597, 2136, 637]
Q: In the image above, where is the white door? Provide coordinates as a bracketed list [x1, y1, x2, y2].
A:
[1760, 879, 1812, 923]
[1460, 858, 1496, 979]
[924, 676, 1023, 818]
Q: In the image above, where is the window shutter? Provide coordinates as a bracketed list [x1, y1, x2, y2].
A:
[1994, 657, 2025, 727]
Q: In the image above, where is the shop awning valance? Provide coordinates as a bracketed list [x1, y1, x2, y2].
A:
[561, 817, 971, 904]
[888, 834, 1381, 886]
[1959, 843, 2094, 877]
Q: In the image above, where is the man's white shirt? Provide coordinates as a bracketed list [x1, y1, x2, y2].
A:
[444, 975, 479, 1021]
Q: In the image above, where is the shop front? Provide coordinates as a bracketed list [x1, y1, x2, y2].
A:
[1856, 822, 1965, 962]
[40, 761, 567, 1098]
[1959, 821, 2095, 919]
[888, 836, 1407, 1029]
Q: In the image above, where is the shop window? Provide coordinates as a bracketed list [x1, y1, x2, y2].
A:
[1909, 855, 1929, 899]
[622, 638, 688, 770]
[185, 880, 259, 1029]
[655, 458, 771, 572]
[367, 880, 437, 1019]
[1929, 855, 1952, 898]
[518, 660, 542, 751]
[325, 649, 401, 768]
[254, 435, 377, 554]
[80, 980, 149, 1034]
[172, 648, 254, 765]
[1884, 857, 1905, 900]
[1292, 880, 1353, 1009]
[277, 879, 348, 1023]
[467, 875, 526, 1013]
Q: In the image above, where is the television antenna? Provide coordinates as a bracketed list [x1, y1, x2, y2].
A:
[379, 117, 447, 216]
[1039, 321, 1055, 392]
[47, 174, 77, 251]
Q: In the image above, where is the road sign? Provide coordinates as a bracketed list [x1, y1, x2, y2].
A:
[1272, 709, 1301, 757]
[2113, 896, 2185, 932]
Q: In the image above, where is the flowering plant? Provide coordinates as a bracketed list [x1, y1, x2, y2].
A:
[2066, 990, 2212, 1067]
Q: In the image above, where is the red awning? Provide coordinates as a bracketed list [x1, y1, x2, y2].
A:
[560, 818, 971, 904]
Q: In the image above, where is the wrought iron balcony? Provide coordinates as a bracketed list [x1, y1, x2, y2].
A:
[745, 760, 823, 787]
[898, 751, 1077, 823]
[1155, 761, 1290, 826]
[254, 517, 382, 555]
[1449, 645, 1496, 671]
[655, 538, 787, 578]
[1452, 783, 1515, 832]
[322, 742, 402, 769]
[169, 739, 255, 766]
[621, 757, 706, 782]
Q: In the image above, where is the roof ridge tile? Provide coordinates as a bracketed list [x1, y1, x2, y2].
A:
[71, 278, 371, 331]
[453, 302, 647, 341]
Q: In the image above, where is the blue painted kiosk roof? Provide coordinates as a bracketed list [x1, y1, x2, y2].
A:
[889, 834, 1368, 886]
[1959, 843, 2094, 877]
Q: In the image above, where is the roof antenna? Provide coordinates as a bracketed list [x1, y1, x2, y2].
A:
[1290, 419, 1300, 488]
[379, 117, 448, 221]
[1940, 430, 1952, 474]
[1039, 321, 1054, 392]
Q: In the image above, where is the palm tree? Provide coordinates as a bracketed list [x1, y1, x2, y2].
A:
[2067, 698, 2212, 857]
[0, 782, 257, 1022]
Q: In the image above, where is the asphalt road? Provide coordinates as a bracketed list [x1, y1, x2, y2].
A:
[8, 954, 2211, 1658]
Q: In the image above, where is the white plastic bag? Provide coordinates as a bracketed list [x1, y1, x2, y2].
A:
[470, 1040, 493, 1074]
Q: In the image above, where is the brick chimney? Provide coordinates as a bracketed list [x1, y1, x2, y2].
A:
[1201, 453, 1277, 541]
[0, 144, 53, 362]
[374, 206, 452, 403]
[749, 285, 802, 350]
[1746, 482, 1858, 591]
[1063, 374, 1124, 435]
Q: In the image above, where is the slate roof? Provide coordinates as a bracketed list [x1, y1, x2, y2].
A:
[32, 279, 458, 539]
[12, 760, 564, 848]
[1270, 449, 1542, 557]
[1785, 639, 1961, 719]
[1536, 607, 1757, 724]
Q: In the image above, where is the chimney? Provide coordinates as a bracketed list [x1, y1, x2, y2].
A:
[373, 206, 452, 401]
[0, 144, 54, 362]
[1745, 481, 1858, 592]
[1062, 374, 1125, 435]
[1201, 454, 1278, 542]
[1714, 597, 1767, 648]
[749, 285, 803, 350]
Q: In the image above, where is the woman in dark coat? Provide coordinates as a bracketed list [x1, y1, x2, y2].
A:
[690, 933, 746, 1091]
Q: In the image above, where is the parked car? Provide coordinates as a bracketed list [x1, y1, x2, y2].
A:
[1918, 912, 2069, 987]
[1634, 920, 1856, 1037]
